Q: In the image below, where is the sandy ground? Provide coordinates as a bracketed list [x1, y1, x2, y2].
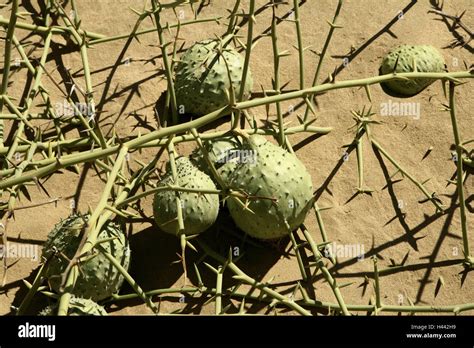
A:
[0, 0, 473, 315]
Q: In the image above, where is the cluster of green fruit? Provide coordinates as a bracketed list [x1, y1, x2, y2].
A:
[153, 133, 315, 240]
[39, 40, 446, 315]
[153, 40, 446, 238]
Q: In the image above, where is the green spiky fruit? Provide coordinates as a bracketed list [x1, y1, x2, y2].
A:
[153, 157, 219, 235]
[39, 297, 108, 316]
[227, 135, 314, 240]
[42, 214, 130, 301]
[380, 45, 445, 97]
[175, 39, 253, 116]
[190, 135, 243, 185]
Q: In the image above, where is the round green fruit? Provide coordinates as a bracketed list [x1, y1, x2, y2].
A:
[42, 214, 130, 301]
[175, 39, 253, 116]
[379, 45, 445, 97]
[153, 157, 219, 235]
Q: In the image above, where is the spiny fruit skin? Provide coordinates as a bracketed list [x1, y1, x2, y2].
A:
[39, 297, 108, 316]
[227, 135, 314, 240]
[190, 136, 243, 186]
[42, 214, 130, 301]
[380, 45, 445, 97]
[153, 157, 219, 235]
[175, 39, 253, 116]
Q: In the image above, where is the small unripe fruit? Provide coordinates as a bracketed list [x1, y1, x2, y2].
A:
[42, 214, 130, 301]
[190, 135, 243, 186]
[379, 45, 445, 97]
